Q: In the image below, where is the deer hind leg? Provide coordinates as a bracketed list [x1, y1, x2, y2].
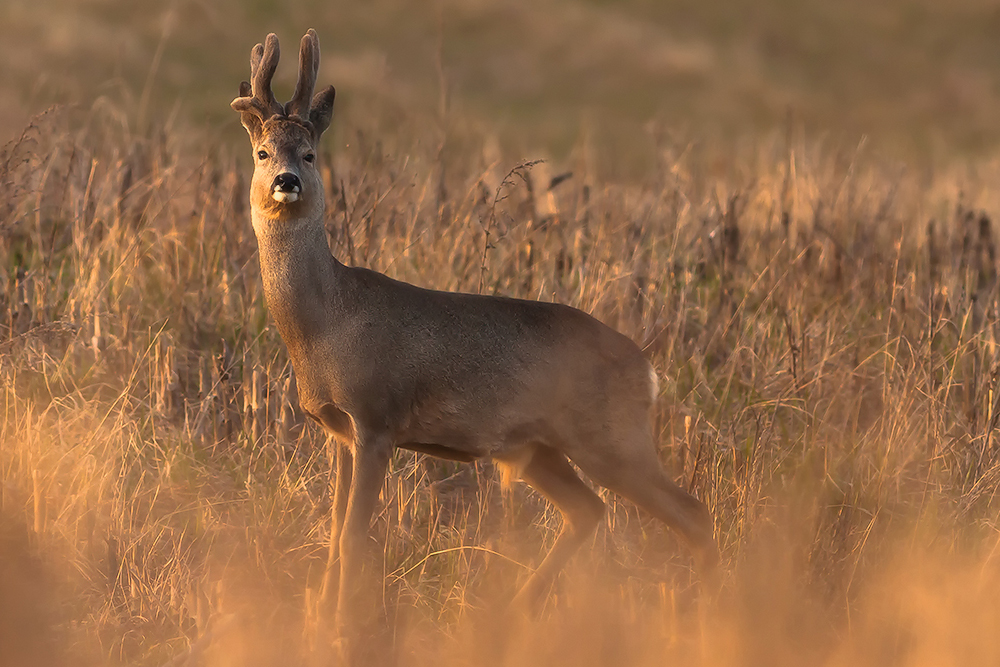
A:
[624, 471, 719, 573]
[319, 439, 352, 609]
[573, 443, 719, 574]
[505, 445, 605, 611]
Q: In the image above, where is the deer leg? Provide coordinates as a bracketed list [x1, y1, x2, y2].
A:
[509, 446, 605, 611]
[624, 472, 718, 571]
[319, 439, 352, 609]
[579, 451, 719, 575]
[653, 475, 719, 569]
[335, 435, 392, 651]
[614, 469, 720, 596]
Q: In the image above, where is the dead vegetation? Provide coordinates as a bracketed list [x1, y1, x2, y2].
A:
[3, 105, 1000, 666]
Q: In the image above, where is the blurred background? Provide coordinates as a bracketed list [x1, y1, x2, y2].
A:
[5, 0, 1000, 173]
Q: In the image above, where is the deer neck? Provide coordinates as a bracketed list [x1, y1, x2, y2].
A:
[251, 209, 348, 353]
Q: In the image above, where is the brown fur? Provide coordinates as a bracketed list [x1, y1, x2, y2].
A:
[232, 29, 719, 661]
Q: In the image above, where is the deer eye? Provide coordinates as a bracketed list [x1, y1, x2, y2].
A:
[304, 153, 315, 163]
[257, 150, 269, 160]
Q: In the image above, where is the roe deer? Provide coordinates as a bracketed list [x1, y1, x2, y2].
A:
[231, 28, 719, 649]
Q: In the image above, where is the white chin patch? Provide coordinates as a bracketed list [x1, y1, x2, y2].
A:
[272, 191, 299, 203]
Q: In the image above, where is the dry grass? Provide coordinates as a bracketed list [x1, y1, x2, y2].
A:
[4, 103, 1000, 666]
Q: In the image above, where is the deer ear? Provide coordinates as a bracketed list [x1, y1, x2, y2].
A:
[239, 113, 264, 144]
[309, 85, 336, 139]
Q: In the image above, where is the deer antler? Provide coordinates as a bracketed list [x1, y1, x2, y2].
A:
[286, 29, 319, 118]
[294, 29, 337, 139]
[231, 33, 283, 127]
[232, 30, 337, 142]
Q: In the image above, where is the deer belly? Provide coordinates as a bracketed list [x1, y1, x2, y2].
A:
[396, 441, 480, 462]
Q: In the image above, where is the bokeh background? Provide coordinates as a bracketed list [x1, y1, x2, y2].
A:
[6, 0, 1000, 170]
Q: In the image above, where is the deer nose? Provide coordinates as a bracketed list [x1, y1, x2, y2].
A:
[272, 173, 301, 193]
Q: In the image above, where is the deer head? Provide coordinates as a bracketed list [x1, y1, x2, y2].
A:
[231, 29, 336, 220]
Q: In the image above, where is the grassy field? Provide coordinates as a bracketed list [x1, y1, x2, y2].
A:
[5, 2, 1000, 666]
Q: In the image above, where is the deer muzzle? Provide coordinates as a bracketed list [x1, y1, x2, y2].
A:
[272, 172, 302, 203]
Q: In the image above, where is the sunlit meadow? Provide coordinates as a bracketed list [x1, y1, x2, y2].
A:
[5, 2, 1000, 665]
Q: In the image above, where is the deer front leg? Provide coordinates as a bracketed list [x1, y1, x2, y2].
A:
[335, 433, 392, 660]
[319, 438, 352, 610]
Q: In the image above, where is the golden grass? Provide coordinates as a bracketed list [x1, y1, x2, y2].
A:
[4, 105, 1000, 666]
